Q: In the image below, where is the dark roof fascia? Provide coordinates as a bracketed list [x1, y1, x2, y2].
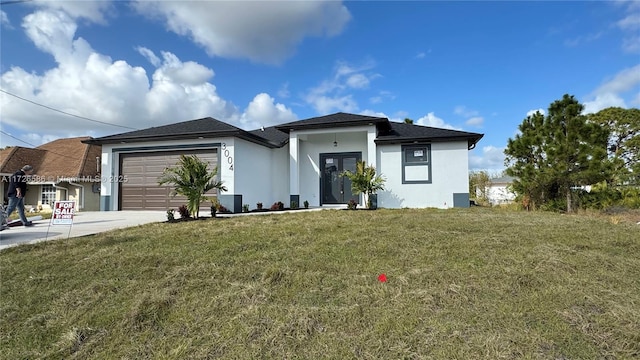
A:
[83, 130, 281, 149]
[275, 117, 389, 133]
[375, 134, 484, 149]
[235, 131, 283, 149]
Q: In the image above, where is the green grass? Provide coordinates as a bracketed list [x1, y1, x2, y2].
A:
[1, 208, 638, 359]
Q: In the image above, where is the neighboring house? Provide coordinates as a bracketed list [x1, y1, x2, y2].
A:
[0, 137, 102, 211]
[486, 176, 516, 205]
[85, 112, 483, 212]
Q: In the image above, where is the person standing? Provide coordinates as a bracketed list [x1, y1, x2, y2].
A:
[6, 165, 34, 226]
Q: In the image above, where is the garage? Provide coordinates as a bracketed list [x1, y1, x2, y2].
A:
[119, 150, 219, 211]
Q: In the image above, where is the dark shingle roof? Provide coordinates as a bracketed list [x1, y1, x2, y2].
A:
[84, 113, 483, 150]
[275, 112, 390, 132]
[248, 126, 289, 147]
[85, 117, 282, 148]
[376, 122, 484, 149]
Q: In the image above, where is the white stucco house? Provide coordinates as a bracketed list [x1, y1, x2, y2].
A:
[486, 176, 517, 205]
[84, 113, 483, 212]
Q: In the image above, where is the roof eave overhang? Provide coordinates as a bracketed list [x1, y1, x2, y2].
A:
[84, 130, 281, 149]
[275, 118, 389, 133]
[82, 130, 237, 145]
[375, 134, 484, 150]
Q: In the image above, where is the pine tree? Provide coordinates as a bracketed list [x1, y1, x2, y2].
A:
[505, 95, 610, 212]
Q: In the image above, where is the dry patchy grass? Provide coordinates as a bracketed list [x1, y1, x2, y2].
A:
[1, 208, 638, 359]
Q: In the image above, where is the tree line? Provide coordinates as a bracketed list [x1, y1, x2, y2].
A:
[503, 94, 639, 212]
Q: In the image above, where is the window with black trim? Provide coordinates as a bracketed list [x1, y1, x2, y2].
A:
[402, 144, 431, 184]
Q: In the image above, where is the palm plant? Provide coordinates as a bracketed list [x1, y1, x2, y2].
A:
[341, 161, 385, 209]
[158, 155, 227, 218]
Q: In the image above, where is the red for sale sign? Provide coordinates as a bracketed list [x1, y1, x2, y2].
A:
[51, 201, 76, 225]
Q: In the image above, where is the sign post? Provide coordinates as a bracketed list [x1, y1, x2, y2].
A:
[47, 201, 76, 241]
[51, 201, 76, 225]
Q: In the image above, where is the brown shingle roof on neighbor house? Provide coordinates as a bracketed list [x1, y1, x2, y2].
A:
[0, 147, 46, 175]
[0, 137, 101, 180]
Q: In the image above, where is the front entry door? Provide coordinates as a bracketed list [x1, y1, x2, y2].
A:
[320, 152, 361, 205]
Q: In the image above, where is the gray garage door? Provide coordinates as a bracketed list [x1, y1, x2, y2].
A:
[119, 150, 219, 211]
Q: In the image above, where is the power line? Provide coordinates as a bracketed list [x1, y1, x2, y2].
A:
[0, 130, 36, 147]
[0, 89, 138, 130]
[0, 0, 33, 5]
[0, 130, 94, 163]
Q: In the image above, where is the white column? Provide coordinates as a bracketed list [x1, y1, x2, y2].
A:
[289, 132, 299, 195]
[367, 126, 377, 168]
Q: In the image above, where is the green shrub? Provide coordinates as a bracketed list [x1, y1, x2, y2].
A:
[166, 209, 175, 221]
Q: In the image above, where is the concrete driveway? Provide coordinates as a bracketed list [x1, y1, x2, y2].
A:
[0, 211, 167, 251]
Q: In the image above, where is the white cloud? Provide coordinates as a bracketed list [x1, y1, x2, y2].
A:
[346, 73, 370, 89]
[455, 106, 483, 127]
[596, 64, 640, 94]
[622, 36, 640, 53]
[360, 110, 459, 130]
[31, 0, 113, 24]
[618, 13, 640, 30]
[359, 109, 400, 123]
[583, 93, 627, 114]
[306, 94, 358, 114]
[137, 46, 161, 67]
[369, 90, 394, 105]
[415, 52, 425, 59]
[132, 0, 351, 64]
[241, 93, 297, 129]
[1, 10, 12, 28]
[0, 7, 299, 146]
[22, 10, 80, 63]
[415, 112, 460, 130]
[616, 2, 640, 53]
[583, 64, 640, 113]
[454, 105, 479, 118]
[278, 82, 290, 99]
[465, 116, 484, 127]
[526, 108, 546, 117]
[563, 32, 603, 47]
[304, 60, 379, 114]
[469, 145, 506, 172]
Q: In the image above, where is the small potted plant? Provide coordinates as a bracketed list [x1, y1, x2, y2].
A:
[256, 202, 263, 210]
[303, 200, 309, 209]
[166, 209, 175, 221]
[210, 199, 219, 217]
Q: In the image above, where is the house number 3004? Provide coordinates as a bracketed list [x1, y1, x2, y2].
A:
[221, 143, 234, 171]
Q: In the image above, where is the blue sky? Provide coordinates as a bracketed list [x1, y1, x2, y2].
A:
[1, 0, 638, 173]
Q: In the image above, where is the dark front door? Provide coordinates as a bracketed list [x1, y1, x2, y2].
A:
[320, 152, 361, 205]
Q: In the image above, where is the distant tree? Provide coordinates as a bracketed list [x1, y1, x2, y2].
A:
[588, 107, 640, 185]
[504, 95, 610, 212]
[469, 171, 491, 205]
[404, 118, 414, 124]
[158, 155, 227, 218]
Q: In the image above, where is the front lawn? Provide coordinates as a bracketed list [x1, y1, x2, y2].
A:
[1, 208, 638, 359]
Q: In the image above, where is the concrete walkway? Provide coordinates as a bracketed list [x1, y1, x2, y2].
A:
[0, 211, 167, 251]
[0, 208, 331, 251]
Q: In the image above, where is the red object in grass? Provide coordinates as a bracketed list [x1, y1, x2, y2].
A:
[378, 273, 387, 282]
